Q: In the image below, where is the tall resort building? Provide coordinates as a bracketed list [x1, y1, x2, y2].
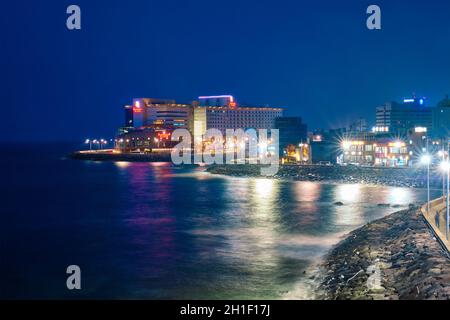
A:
[193, 95, 283, 136]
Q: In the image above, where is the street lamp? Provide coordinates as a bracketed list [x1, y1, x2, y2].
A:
[85, 139, 92, 150]
[440, 160, 450, 240]
[100, 139, 104, 149]
[421, 154, 431, 213]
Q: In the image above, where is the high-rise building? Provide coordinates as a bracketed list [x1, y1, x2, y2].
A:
[193, 95, 283, 136]
[130, 98, 193, 130]
[376, 97, 432, 136]
[275, 117, 307, 150]
[432, 95, 450, 139]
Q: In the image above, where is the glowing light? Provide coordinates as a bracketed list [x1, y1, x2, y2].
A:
[258, 142, 267, 149]
[254, 178, 274, 198]
[420, 154, 431, 165]
[313, 135, 322, 142]
[342, 141, 351, 150]
[198, 95, 234, 102]
[336, 184, 361, 203]
[415, 127, 427, 133]
[372, 126, 389, 133]
[388, 187, 412, 204]
[403, 99, 415, 103]
[440, 161, 450, 172]
[115, 161, 130, 169]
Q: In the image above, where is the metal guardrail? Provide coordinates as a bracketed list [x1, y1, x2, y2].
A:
[421, 198, 450, 254]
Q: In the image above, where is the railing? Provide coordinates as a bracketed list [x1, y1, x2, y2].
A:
[421, 197, 450, 253]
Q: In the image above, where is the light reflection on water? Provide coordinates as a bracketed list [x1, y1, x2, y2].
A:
[107, 164, 437, 299]
[2, 154, 439, 299]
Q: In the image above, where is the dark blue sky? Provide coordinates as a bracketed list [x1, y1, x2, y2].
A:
[2, 0, 450, 141]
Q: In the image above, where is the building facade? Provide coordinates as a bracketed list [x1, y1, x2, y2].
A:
[376, 97, 432, 136]
[131, 98, 193, 131]
[432, 95, 450, 139]
[275, 116, 308, 159]
[193, 96, 283, 136]
[341, 137, 409, 167]
[115, 127, 174, 152]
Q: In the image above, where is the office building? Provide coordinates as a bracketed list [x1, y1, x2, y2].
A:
[275, 116, 307, 156]
[376, 97, 432, 136]
[432, 95, 450, 139]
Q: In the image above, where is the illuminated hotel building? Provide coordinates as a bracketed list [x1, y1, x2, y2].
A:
[376, 97, 433, 136]
[126, 98, 193, 130]
[193, 95, 283, 136]
[117, 98, 193, 152]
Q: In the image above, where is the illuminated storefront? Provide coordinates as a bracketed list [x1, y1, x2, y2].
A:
[341, 139, 409, 167]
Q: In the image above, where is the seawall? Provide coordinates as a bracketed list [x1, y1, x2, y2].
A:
[319, 207, 450, 300]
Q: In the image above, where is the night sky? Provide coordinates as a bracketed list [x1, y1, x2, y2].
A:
[2, 0, 450, 141]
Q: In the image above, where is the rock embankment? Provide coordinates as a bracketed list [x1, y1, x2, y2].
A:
[319, 208, 450, 300]
[207, 164, 434, 188]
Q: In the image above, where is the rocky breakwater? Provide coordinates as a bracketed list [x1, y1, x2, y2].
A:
[319, 207, 450, 300]
[207, 164, 430, 188]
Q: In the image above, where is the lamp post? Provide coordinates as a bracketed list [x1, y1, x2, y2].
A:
[440, 160, 450, 240]
[445, 161, 450, 240]
[438, 149, 445, 198]
[85, 139, 92, 151]
[421, 154, 431, 213]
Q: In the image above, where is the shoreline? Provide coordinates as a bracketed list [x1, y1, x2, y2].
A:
[70, 152, 431, 189]
[69, 150, 173, 162]
[318, 207, 450, 300]
[207, 164, 432, 188]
